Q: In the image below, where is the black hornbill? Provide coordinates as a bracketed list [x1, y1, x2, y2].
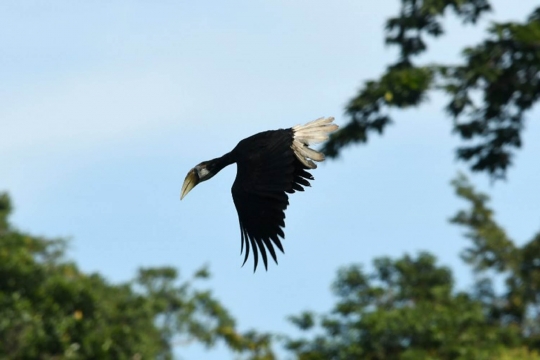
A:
[180, 117, 338, 271]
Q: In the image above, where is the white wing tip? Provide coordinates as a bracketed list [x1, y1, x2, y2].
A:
[293, 117, 338, 144]
[291, 117, 338, 168]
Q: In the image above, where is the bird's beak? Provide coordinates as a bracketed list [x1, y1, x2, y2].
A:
[180, 169, 199, 200]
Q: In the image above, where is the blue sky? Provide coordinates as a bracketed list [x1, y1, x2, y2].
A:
[1, 1, 539, 358]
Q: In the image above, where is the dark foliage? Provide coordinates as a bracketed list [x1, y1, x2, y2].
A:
[324, 1, 539, 180]
[0, 193, 274, 360]
[285, 176, 540, 359]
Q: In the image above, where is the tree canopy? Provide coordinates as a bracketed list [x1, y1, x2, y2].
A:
[323, 0, 540, 180]
[285, 176, 540, 359]
[0, 193, 273, 359]
[284, 2, 540, 356]
[4, 176, 539, 359]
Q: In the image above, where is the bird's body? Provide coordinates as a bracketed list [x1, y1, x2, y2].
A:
[181, 117, 338, 271]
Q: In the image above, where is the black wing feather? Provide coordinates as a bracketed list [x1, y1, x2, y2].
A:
[231, 129, 313, 271]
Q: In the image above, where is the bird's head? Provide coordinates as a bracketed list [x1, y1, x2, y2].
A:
[180, 161, 216, 200]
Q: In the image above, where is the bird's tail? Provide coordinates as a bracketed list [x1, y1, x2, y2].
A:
[291, 117, 338, 169]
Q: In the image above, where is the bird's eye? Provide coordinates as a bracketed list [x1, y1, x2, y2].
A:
[198, 167, 210, 179]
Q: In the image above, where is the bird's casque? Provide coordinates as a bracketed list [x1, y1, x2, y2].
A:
[181, 117, 338, 271]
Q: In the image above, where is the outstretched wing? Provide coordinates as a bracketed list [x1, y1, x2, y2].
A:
[231, 129, 313, 271]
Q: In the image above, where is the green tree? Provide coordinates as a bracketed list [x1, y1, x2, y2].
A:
[285, 1, 540, 358]
[0, 193, 274, 359]
[324, 0, 540, 179]
[284, 176, 540, 359]
[450, 175, 540, 343]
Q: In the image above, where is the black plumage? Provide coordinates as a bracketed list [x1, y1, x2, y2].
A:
[180, 117, 337, 271]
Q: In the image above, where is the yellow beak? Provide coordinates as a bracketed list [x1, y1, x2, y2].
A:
[180, 169, 199, 200]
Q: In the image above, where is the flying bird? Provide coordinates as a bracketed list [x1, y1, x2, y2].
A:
[180, 117, 338, 271]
